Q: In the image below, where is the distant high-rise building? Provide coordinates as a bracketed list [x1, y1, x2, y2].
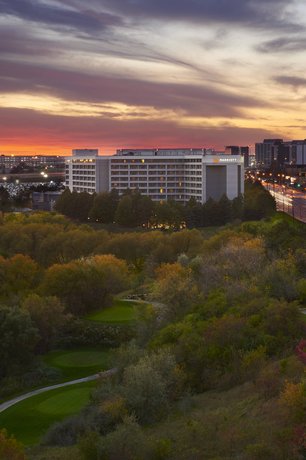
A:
[254, 139, 306, 168]
[225, 145, 249, 167]
[289, 140, 306, 165]
[255, 139, 284, 168]
[225, 146, 240, 155]
[240, 147, 250, 168]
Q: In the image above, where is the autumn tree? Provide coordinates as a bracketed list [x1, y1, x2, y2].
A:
[0, 429, 26, 460]
[22, 294, 71, 352]
[0, 254, 40, 301]
[42, 255, 130, 314]
[151, 262, 200, 321]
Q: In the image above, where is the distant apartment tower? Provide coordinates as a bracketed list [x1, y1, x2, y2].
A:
[225, 146, 249, 168]
[289, 140, 306, 165]
[66, 148, 244, 204]
[255, 139, 286, 168]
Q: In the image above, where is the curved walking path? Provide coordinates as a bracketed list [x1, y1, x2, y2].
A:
[0, 368, 116, 414]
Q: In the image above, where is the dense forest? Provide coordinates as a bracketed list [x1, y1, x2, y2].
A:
[0, 182, 306, 459]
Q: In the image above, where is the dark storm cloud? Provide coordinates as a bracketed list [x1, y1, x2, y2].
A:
[257, 37, 306, 53]
[0, 0, 122, 32]
[0, 60, 268, 118]
[101, 0, 297, 30]
[274, 76, 306, 88]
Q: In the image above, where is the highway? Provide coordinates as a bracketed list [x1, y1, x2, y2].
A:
[262, 181, 306, 223]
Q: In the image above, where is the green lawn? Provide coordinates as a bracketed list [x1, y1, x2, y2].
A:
[86, 298, 147, 324]
[0, 381, 96, 445]
[43, 347, 111, 381]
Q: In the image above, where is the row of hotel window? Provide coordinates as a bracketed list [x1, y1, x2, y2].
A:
[70, 180, 202, 192]
[69, 164, 202, 169]
[69, 159, 202, 165]
[110, 166, 202, 170]
[110, 159, 202, 163]
[69, 175, 202, 185]
[69, 180, 202, 187]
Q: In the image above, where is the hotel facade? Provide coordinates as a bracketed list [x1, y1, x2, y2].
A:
[65, 149, 244, 204]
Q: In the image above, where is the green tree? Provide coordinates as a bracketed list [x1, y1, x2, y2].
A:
[22, 294, 71, 352]
[202, 197, 218, 226]
[115, 195, 135, 227]
[184, 197, 203, 228]
[89, 189, 119, 223]
[97, 416, 152, 460]
[121, 350, 184, 424]
[115, 190, 154, 227]
[217, 194, 232, 225]
[232, 194, 244, 219]
[0, 187, 11, 216]
[0, 305, 38, 378]
[244, 180, 276, 220]
[55, 190, 94, 221]
[152, 200, 184, 229]
[54, 188, 72, 217]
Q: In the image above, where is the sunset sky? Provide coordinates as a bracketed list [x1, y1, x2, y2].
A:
[1, 0, 306, 154]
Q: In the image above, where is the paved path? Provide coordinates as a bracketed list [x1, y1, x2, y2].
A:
[0, 368, 116, 414]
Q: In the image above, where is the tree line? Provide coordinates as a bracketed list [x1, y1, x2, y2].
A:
[55, 180, 276, 228]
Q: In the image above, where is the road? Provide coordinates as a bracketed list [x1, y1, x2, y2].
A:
[0, 368, 116, 414]
[263, 181, 306, 223]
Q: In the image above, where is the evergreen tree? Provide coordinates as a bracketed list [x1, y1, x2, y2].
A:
[89, 190, 118, 223]
[115, 194, 135, 227]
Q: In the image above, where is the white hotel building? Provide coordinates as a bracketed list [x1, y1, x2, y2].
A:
[65, 149, 244, 204]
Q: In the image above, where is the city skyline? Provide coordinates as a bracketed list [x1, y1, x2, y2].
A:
[1, 0, 306, 154]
